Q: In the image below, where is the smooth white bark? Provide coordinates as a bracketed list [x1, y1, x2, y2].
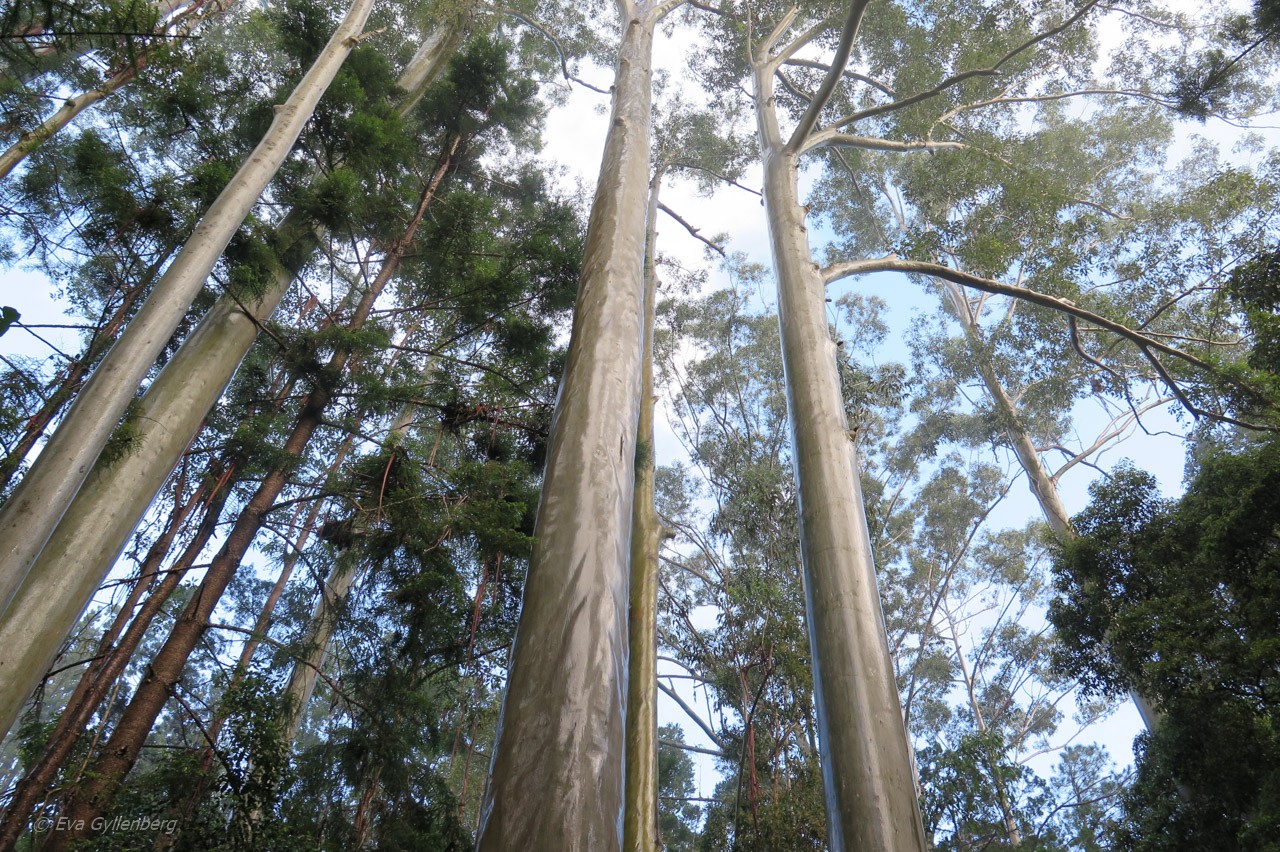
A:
[0, 68, 131, 182]
[0, 0, 377, 617]
[753, 58, 927, 852]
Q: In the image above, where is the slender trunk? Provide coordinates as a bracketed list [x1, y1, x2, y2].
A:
[0, 65, 136, 182]
[40, 151, 447, 849]
[474, 4, 664, 849]
[280, 559, 364, 744]
[352, 765, 383, 848]
[151, 464, 335, 852]
[0, 21, 465, 740]
[279, 404, 415, 744]
[950, 288, 1161, 731]
[0, 474, 231, 851]
[0, 0, 377, 615]
[622, 168, 663, 852]
[752, 61, 926, 852]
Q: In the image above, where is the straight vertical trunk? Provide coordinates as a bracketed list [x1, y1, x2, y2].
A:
[0, 0, 377, 615]
[475, 4, 667, 848]
[753, 63, 926, 852]
[622, 168, 662, 852]
[0, 21, 465, 741]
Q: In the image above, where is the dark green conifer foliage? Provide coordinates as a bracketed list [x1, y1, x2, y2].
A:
[1050, 443, 1280, 850]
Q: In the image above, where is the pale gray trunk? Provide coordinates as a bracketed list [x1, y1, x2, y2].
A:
[948, 295, 1071, 536]
[280, 559, 364, 744]
[948, 283, 1160, 732]
[0, 68, 131, 181]
[753, 62, 926, 852]
[0, 0, 377, 615]
[0, 21, 463, 741]
[280, 403, 417, 744]
[474, 4, 665, 849]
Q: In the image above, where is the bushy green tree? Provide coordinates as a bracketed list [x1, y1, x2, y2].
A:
[1050, 439, 1280, 850]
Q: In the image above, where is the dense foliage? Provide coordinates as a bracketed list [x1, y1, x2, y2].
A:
[1, 0, 1278, 848]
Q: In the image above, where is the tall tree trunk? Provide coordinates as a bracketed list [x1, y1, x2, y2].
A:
[474, 3, 679, 848]
[279, 405, 414, 744]
[0, 21, 466, 741]
[0, 471, 232, 851]
[0, 0, 377, 616]
[622, 167, 663, 852]
[947, 283, 1162, 731]
[39, 148, 451, 850]
[280, 558, 364, 744]
[751, 46, 926, 852]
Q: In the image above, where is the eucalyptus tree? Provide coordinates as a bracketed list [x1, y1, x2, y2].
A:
[0, 1, 481, 741]
[471, 0, 701, 847]
[652, 277, 1131, 849]
[623, 93, 751, 852]
[20, 42, 566, 845]
[684, 9, 1280, 832]
[805, 5, 1280, 730]
[0, 0, 379, 616]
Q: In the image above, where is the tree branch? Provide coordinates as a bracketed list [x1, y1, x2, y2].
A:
[822, 257, 1276, 425]
[803, 131, 968, 154]
[783, 57, 895, 96]
[658, 679, 729, 749]
[785, 0, 872, 152]
[828, 0, 1101, 130]
[499, 8, 612, 94]
[658, 202, 727, 256]
[659, 737, 725, 757]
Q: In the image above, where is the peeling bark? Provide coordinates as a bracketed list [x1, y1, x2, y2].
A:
[475, 4, 672, 849]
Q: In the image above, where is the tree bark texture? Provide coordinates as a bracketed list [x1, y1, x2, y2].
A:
[753, 61, 926, 852]
[0, 0, 377, 615]
[474, 6, 661, 850]
[622, 168, 662, 852]
[0, 18, 465, 741]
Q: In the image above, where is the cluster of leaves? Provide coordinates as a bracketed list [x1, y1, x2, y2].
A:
[1050, 439, 1280, 850]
